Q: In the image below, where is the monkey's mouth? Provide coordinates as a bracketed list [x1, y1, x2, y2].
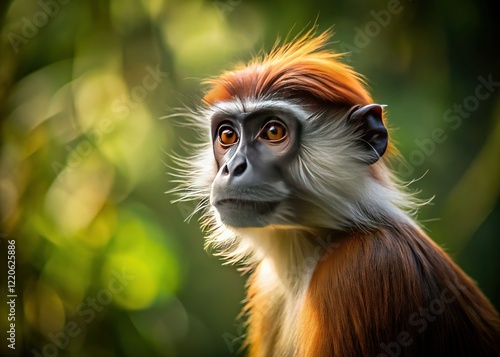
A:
[215, 198, 280, 215]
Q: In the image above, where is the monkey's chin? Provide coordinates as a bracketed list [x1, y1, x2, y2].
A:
[214, 199, 280, 228]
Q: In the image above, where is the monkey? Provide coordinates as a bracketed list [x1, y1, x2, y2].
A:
[173, 29, 500, 356]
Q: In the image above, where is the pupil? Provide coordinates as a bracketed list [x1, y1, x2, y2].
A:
[270, 126, 278, 135]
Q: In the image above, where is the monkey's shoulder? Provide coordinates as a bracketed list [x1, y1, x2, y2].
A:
[299, 225, 500, 356]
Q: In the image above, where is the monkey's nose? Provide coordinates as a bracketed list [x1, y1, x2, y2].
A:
[222, 159, 248, 177]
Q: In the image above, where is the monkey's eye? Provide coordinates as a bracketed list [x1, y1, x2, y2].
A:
[217, 124, 238, 147]
[259, 120, 287, 142]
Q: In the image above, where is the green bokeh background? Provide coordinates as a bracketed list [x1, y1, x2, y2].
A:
[0, 0, 498, 356]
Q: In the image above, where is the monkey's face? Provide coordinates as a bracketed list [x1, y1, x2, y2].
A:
[210, 102, 301, 228]
[207, 100, 388, 229]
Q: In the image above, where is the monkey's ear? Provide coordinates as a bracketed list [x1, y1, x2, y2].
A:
[349, 104, 388, 164]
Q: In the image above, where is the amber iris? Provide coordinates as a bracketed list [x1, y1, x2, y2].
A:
[261, 121, 287, 142]
[218, 126, 238, 146]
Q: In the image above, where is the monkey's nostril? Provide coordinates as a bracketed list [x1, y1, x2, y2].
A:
[233, 162, 247, 177]
[222, 165, 229, 175]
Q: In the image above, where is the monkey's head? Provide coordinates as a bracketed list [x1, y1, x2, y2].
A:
[176, 30, 412, 246]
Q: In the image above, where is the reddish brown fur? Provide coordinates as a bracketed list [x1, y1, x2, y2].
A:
[203, 30, 371, 107]
[295, 225, 500, 356]
[242, 225, 500, 356]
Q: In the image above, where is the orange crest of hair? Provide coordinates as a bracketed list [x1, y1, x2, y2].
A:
[203, 29, 372, 107]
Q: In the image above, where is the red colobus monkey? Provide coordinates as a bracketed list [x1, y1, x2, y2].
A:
[175, 30, 500, 356]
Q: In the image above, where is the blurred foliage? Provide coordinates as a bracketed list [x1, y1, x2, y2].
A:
[0, 0, 499, 356]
